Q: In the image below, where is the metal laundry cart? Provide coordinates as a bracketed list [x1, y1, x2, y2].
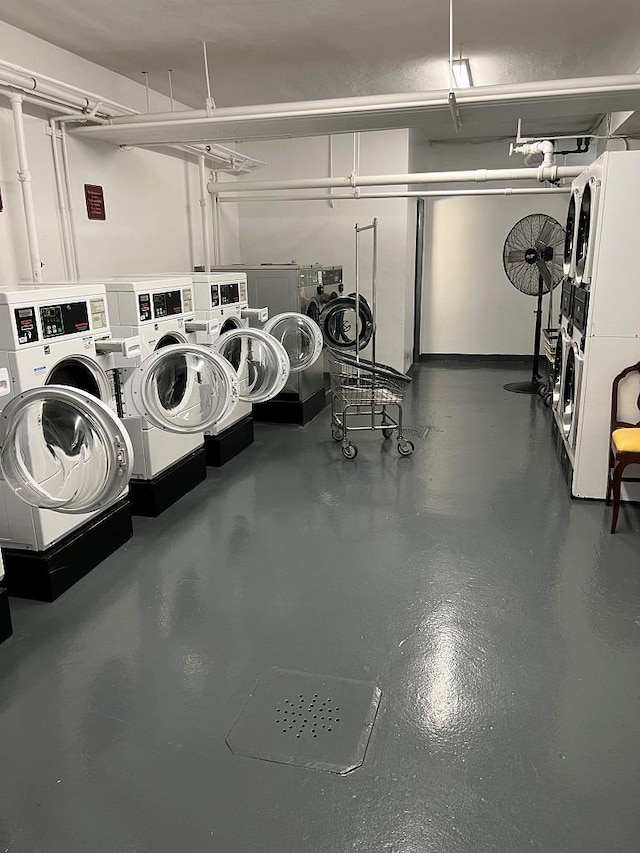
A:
[328, 218, 414, 459]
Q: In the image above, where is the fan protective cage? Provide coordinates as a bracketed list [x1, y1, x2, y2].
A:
[503, 213, 565, 296]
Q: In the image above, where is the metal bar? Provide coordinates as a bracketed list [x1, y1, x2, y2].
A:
[413, 199, 425, 364]
[371, 217, 378, 370]
[356, 223, 377, 232]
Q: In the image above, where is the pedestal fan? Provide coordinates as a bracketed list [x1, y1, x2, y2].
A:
[502, 213, 564, 394]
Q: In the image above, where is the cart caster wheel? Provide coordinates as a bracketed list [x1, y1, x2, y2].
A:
[538, 383, 547, 396]
[397, 439, 414, 457]
[342, 442, 358, 459]
[544, 392, 553, 408]
[382, 427, 395, 439]
[331, 426, 344, 442]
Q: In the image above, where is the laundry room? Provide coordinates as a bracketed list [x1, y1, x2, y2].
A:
[1, 3, 640, 852]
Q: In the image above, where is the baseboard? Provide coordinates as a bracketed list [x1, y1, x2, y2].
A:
[1, 498, 133, 602]
[419, 353, 533, 364]
[129, 447, 207, 517]
[0, 588, 12, 643]
[205, 416, 254, 467]
[253, 387, 328, 426]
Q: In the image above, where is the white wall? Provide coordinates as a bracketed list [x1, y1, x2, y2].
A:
[234, 130, 414, 371]
[411, 134, 584, 355]
[0, 20, 240, 284]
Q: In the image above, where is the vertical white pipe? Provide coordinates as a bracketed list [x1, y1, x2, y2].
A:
[214, 189, 222, 264]
[60, 123, 80, 280]
[328, 135, 335, 209]
[199, 156, 212, 271]
[449, 0, 455, 90]
[10, 95, 43, 282]
[48, 119, 71, 279]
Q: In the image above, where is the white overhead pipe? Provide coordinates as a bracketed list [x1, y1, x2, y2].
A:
[0, 60, 254, 172]
[98, 74, 640, 129]
[510, 139, 555, 166]
[9, 95, 42, 282]
[210, 164, 582, 195]
[198, 156, 213, 272]
[0, 59, 135, 116]
[217, 187, 571, 203]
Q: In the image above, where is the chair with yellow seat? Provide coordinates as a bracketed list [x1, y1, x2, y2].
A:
[606, 361, 640, 533]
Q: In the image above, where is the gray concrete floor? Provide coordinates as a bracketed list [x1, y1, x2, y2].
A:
[2, 363, 640, 852]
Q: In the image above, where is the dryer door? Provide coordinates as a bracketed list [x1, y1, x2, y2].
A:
[0, 386, 133, 514]
[214, 328, 290, 403]
[263, 312, 324, 373]
[130, 343, 239, 433]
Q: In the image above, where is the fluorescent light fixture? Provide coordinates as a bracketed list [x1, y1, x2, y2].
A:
[451, 58, 473, 88]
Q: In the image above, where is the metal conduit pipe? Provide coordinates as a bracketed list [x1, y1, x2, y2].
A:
[48, 119, 72, 279]
[9, 95, 43, 282]
[210, 165, 582, 195]
[198, 156, 212, 272]
[217, 187, 571, 203]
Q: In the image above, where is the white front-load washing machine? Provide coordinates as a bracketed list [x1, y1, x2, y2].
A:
[100, 277, 240, 515]
[0, 284, 139, 601]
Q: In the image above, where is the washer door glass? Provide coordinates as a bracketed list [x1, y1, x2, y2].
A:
[563, 193, 577, 276]
[214, 328, 290, 403]
[130, 344, 239, 433]
[319, 296, 374, 351]
[263, 312, 324, 374]
[575, 183, 592, 284]
[0, 387, 133, 514]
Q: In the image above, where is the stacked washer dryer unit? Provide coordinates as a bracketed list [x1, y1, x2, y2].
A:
[0, 284, 138, 601]
[552, 150, 640, 499]
[101, 277, 240, 515]
[210, 265, 341, 425]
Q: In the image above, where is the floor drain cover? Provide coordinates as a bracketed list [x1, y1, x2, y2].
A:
[226, 668, 381, 774]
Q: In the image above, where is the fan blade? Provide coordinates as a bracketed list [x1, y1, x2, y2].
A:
[506, 250, 526, 264]
[537, 217, 554, 247]
[536, 259, 553, 291]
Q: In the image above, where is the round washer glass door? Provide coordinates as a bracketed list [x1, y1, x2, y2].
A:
[0, 386, 133, 514]
[214, 328, 290, 403]
[263, 312, 324, 373]
[130, 343, 239, 433]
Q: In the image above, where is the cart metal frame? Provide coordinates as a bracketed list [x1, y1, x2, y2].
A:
[328, 218, 414, 459]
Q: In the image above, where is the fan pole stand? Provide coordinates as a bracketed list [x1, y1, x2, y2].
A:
[504, 273, 544, 394]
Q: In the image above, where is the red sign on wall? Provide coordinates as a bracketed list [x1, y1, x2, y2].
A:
[84, 184, 106, 220]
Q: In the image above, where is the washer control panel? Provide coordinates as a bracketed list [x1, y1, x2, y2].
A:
[152, 289, 182, 318]
[40, 301, 90, 339]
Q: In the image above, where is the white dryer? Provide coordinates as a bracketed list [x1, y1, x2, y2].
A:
[100, 277, 240, 515]
[551, 150, 640, 499]
[0, 284, 138, 601]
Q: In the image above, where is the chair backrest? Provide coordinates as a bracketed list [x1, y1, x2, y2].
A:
[611, 361, 640, 432]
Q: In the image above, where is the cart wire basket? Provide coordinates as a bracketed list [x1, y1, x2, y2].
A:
[329, 350, 414, 459]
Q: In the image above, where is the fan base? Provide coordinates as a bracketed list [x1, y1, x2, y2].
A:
[504, 380, 539, 394]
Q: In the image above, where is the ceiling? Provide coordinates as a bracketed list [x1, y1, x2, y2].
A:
[2, 0, 640, 109]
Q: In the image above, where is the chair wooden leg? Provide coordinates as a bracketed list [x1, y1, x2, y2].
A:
[605, 449, 615, 506]
[610, 460, 626, 533]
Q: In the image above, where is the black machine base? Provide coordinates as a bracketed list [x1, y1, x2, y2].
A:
[205, 416, 254, 467]
[0, 498, 133, 602]
[0, 589, 12, 643]
[551, 413, 574, 493]
[504, 380, 541, 394]
[253, 387, 328, 426]
[128, 447, 206, 517]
